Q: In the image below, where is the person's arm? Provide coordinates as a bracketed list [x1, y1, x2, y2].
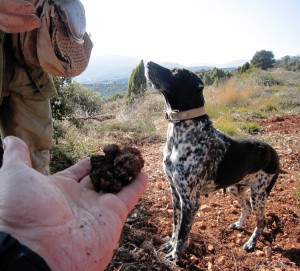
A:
[0, 136, 148, 271]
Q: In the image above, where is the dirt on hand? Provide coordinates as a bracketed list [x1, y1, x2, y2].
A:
[105, 114, 300, 271]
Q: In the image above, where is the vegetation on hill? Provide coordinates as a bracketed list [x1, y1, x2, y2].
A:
[83, 82, 127, 99]
[50, 66, 299, 171]
[275, 55, 300, 71]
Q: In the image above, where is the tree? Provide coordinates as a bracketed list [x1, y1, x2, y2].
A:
[251, 50, 275, 70]
[208, 67, 231, 85]
[126, 60, 147, 101]
[51, 77, 103, 125]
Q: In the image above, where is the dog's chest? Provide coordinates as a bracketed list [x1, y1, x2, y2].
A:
[163, 119, 230, 193]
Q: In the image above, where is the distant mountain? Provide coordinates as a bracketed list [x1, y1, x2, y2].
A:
[74, 55, 141, 84]
[218, 59, 249, 68]
[74, 55, 246, 84]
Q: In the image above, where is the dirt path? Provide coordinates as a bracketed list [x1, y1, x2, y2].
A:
[106, 114, 300, 271]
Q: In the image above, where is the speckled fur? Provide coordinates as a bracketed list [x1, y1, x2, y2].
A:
[146, 62, 280, 261]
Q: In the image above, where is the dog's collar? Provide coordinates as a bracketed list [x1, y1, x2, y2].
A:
[165, 107, 206, 123]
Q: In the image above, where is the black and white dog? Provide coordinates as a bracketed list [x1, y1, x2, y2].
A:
[146, 62, 279, 261]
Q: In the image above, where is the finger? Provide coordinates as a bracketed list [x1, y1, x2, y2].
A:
[116, 172, 148, 213]
[79, 175, 94, 190]
[54, 158, 91, 182]
[0, 13, 40, 33]
[0, 0, 35, 14]
[1, 136, 32, 168]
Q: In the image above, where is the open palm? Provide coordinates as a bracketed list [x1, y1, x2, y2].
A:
[0, 136, 148, 271]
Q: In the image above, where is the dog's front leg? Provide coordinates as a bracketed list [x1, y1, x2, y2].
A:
[162, 180, 181, 253]
[166, 195, 200, 261]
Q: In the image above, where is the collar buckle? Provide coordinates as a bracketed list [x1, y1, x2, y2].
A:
[165, 110, 180, 123]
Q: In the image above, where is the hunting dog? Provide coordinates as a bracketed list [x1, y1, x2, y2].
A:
[146, 62, 279, 261]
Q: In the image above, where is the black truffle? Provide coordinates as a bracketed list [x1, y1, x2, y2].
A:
[90, 144, 144, 193]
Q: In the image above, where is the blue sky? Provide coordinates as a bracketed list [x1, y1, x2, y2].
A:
[81, 0, 300, 66]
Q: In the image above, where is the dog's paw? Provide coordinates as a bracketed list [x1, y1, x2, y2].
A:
[165, 250, 178, 261]
[162, 241, 173, 253]
[242, 240, 256, 252]
[229, 222, 242, 230]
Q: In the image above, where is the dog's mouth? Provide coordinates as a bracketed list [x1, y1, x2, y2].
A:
[146, 61, 164, 90]
[148, 76, 161, 90]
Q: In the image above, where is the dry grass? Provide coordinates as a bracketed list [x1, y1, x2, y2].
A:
[207, 78, 257, 108]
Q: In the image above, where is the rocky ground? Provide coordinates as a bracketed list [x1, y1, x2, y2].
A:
[105, 114, 300, 271]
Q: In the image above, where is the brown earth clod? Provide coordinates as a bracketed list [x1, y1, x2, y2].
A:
[90, 144, 144, 193]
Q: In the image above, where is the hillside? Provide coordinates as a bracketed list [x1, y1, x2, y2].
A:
[51, 68, 300, 271]
[73, 55, 244, 85]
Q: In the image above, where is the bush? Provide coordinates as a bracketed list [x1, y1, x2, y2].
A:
[50, 123, 98, 172]
[275, 55, 300, 71]
[237, 62, 254, 75]
[51, 78, 103, 126]
[251, 50, 275, 70]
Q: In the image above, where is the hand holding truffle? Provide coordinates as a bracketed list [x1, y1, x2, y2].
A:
[0, 136, 148, 271]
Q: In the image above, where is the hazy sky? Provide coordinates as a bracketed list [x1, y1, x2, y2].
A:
[81, 0, 300, 66]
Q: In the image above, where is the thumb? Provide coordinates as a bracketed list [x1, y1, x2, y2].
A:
[2, 136, 32, 168]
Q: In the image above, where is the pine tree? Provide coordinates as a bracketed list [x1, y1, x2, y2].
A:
[126, 60, 147, 101]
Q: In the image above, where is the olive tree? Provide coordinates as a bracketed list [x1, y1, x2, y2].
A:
[251, 50, 275, 70]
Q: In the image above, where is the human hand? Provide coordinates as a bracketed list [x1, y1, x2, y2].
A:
[0, 0, 41, 33]
[0, 136, 148, 271]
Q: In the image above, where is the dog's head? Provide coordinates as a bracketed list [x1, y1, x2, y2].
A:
[146, 61, 205, 111]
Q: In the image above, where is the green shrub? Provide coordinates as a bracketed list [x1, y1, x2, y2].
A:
[51, 79, 103, 126]
[240, 122, 261, 134]
[50, 125, 98, 173]
[255, 73, 283, 87]
[215, 122, 239, 136]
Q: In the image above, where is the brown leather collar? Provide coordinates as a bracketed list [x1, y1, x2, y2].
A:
[165, 107, 206, 123]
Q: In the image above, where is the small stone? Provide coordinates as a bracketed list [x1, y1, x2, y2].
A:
[152, 235, 162, 245]
[142, 242, 153, 252]
[264, 246, 272, 257]
[217, 256, 226, 265]
[207, 244, 215, 252]
[236, 237, 244, 245]
[207, 262, 215, 271]
[256, 250, 265, 257]
[200, 204, 212, 212]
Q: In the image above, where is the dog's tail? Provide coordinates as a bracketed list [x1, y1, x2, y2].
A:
[265, 146, 280, 196]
